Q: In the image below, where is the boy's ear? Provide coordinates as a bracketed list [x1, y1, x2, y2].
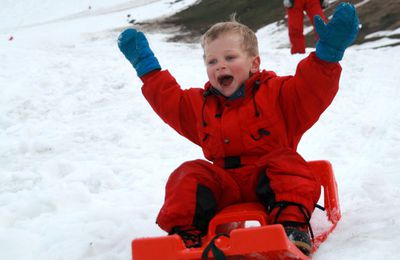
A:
[250, 56, 261, 73]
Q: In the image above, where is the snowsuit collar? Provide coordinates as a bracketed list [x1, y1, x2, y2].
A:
[204, 71, 261, 99]
[201, 71, 275, 127]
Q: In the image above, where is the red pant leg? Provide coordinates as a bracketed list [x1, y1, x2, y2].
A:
[305, 0, 326, 40]
[228, 165, 265, 202]
[257, 149, 321, 224]
[287, 0, 306, 54]
[156, 159, 241, 232]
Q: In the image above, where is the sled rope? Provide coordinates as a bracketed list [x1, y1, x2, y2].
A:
[315, 203, 325, 211]
[201, 233, 230, 260]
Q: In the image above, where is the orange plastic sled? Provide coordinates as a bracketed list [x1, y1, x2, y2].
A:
[132, 160, 341, 259]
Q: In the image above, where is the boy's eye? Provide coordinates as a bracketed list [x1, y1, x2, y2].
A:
[226, 55, 236, 61]
[207, 59, 217, 65]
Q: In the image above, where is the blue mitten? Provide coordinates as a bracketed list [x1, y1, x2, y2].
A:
[118, 28, 161, 77]
[314, 3, 360, 62]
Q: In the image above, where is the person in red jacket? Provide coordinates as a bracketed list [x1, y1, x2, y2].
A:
[284, 0, 329, 54]
[118, 3, 359, 255]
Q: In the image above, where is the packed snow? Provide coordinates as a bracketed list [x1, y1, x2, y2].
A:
[1, 1, 399, 259]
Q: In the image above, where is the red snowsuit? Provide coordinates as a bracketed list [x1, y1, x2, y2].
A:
[140, 52, 341, 233]
[286, 0, 326, 54]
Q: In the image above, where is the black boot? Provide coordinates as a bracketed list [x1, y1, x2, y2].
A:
[283, 224, 312, 256]
[269, 201, 315, 256]
[170, 225, 204, 248]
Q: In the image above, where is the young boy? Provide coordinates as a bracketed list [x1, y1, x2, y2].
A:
[118, 3, 359, 255]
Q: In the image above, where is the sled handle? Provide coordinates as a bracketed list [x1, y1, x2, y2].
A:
[308, 160, 341, 224]
[208, 203, 268, 237]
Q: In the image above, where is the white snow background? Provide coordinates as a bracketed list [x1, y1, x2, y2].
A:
[1, 0, 399, 259]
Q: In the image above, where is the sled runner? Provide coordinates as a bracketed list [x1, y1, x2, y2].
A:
[131, 160, 340, 259]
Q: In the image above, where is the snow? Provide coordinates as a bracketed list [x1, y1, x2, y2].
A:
[1, 0, 400, 259]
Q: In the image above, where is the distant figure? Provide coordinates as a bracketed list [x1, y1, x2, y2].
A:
[9, 36, 14, 41]
[126, 14, 136, 24]
[283, 0, 329, 54]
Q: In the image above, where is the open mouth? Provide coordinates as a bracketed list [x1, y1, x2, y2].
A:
[217, 75, 234, 87]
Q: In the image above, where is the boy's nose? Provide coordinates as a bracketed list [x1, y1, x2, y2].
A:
[217, 62, 227, 71]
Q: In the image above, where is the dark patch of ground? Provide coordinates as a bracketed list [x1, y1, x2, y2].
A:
[134, 0, 400, 47]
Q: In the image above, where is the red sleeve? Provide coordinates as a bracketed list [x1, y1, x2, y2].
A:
[279, 52, 342, 145]
[140, 70, 202, 145]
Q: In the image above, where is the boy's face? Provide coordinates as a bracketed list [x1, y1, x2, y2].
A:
[203, 33, 260, 97]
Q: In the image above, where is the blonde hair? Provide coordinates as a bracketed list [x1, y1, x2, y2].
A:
[200, 19, 259, 57]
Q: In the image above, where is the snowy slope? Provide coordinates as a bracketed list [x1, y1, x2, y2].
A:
[1, 1, 399, 259]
